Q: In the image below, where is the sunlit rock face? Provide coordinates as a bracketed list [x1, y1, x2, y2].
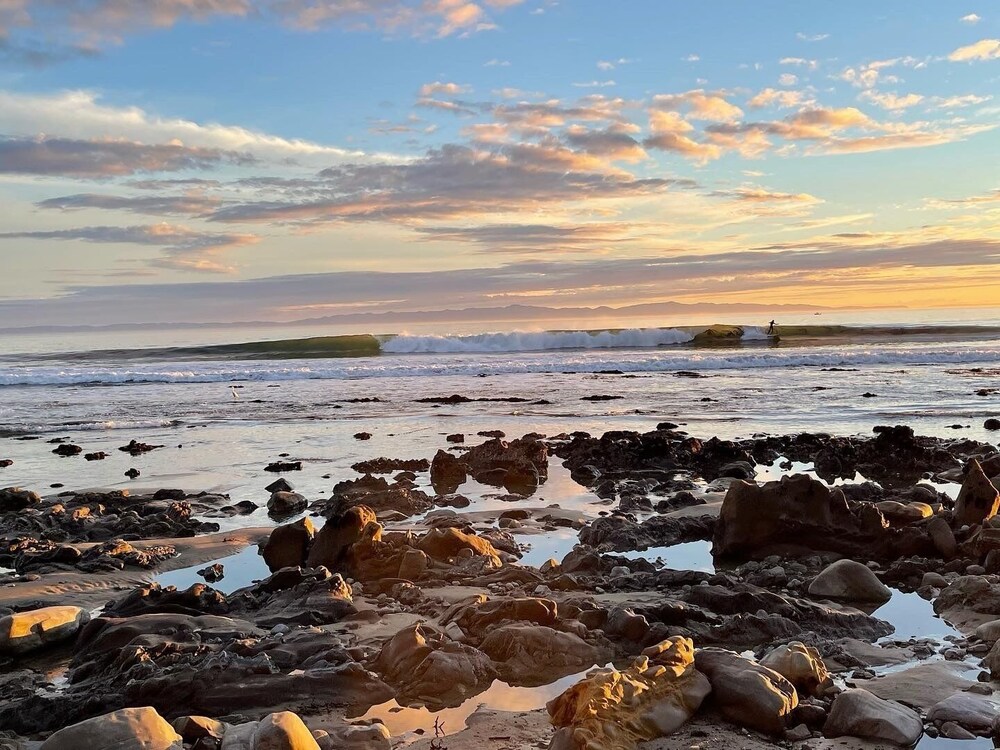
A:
[546, 636, 711, 750]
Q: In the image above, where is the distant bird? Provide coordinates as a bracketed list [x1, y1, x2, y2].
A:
[230, 386, 240, 399]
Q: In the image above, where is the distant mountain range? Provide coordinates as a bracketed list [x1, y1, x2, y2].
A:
[1, 300, 831, 334]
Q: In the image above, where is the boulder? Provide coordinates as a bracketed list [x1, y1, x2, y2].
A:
[0, 487, 41, 512]
[694, 648, 798, 734]
[0, 606, 90, 655]
[263, 518, 316, 572]
[759, 641, 832, 697]
[824, 688, 923, 746]
[307, 506, 378, 571]
[40, 707, 182, 750]
[417, 527, 501, 564]
[928, 515, 958, 558]
[547, 636, 711, 750]
[478, 624, 603, 685]
[807, 559, 892, 603]
[927, 691, 1000, 732]
[397, 548, 428, 580]
[713, 474, 925, 561]
[252, 711, 320, 750]
[954, 459, 1000, 527]
[267, 491, 308, 518]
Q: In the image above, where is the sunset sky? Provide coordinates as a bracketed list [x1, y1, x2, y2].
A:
[1, 1, 998, 327]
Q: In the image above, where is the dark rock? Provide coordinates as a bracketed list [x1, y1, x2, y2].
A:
[263, 518, 316, 572]
[264, 461, 302, 473]
[264, 478, 294, 493]
[52, 444, 82, 456]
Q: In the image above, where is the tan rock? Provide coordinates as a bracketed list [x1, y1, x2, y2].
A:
[417, 527, 501, 564]
[547, 636, 711, 750]
[252, 712, 320, 750]
[760, 641, 832, 696]
[954, 459, 1000, 527]
[0, 605, 89, 655]
[40, 707, 182, 750]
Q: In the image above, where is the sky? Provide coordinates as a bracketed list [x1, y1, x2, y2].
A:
[0, 0, 998, 327]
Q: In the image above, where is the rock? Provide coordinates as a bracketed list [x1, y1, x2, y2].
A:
[0, 487, 41, 511]
[478, 624, 603, 685]
[695, 648, 798, 734]
[955, 459, 1000, 527]
[40, 707, 182, 750]
[197, 564, 224, 583]
[876, 500, 932, 524]
[547, 636, 711, 750]
[265, 461, 302, 473]
[323, 723, 391, 750]
[928, 515, 958, 558]
[975, 619, 1000, 643]
[868, 662, 977, 711]
[985, 419, 1000, 431]
[759, 641, 832, 697]
[0, 606, 90, 655]
[307, 506, 379, 571]
[265, 478, 294, 493]
[267, 491, 308, 517]
[927, 691, 1000, 732]
[371, 624, 497, 708]
[173, 716, 225, 742]
[824, 688, 923, 746]
[430, 450, 467, 494]
[604, 606, 650, 642]
[353, 432, 372, 441]
[397, 548, 428, 580]
[807, 559, 892, 602]
[713, 474, 925, 561]
[263, 518, 316, 572]
[52, 443, 82, 456]
[417, 527, 501, 564]
[125, 468, 141, 479]
[252, 711, 320, 750]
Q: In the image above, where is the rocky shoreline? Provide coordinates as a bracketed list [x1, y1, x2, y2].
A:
[2, 423, 1000, 749]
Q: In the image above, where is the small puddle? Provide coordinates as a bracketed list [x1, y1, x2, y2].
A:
[917, 737, 997, 749]
[154, 545, 271, 595]
[873, 590, 961, 642]
[350, 664, 603, 743]
[621, 540, 715, 572]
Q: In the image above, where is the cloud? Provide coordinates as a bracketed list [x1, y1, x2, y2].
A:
[0, 136, 250, 177]
[37, 193, 222, 216]
[643, 110, 722, 162]
[0, 223, 258, 273]
[780, 57, 818, 70]
[414, 222, 637, 253]
[651, 89, 744, 123]
[778, 73, 798, 86]
[960, 13, 982, 24]
[563, 125, 646, 162]
[0, 0, 524, 57]
[929, 94, 993, 108]
[208, 143, 678, 225]
[949, 39, 1000, 62]
[572, 80, 617, 88]
[747, 88, 804, 109]
[860, 91, 925, 110]
[710, 187, 821, 205]
[0, 89, 379, 165]
[796, 32, 830, 42]
[418, 81, 472, 97]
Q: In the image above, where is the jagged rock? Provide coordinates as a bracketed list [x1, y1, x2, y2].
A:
[954, 459, 1000, 527]
[265, 478, 294, 493]
[430, 450, 467, 494]
[172, 715, 225, 742]
[252, 711, 320, 750]
[267, 491, 308, 518]
[759, 641, 832, 697]
[371, 624, 497, 708]
[713, 474, 931, 561]
[0, 606, 90, 655]
[40, 707, 182, 750]
[0, 487, 41, 512]
[824, 688, 923, 746]
[807, 560, 892, 603]
[547, 636, 710, 750]
[263, 518, 316, 572]
[934, 575, 1000, 626]
[694, 648, 798, 735]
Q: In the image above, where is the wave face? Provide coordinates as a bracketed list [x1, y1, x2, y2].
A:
[2, 343, 1000, 386]
[380, 328, 696, 353]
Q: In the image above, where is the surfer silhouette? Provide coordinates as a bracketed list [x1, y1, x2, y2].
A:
[767, 320, 776, 335]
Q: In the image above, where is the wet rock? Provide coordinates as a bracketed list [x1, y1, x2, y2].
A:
[0, 605, 90, 655]
[928, 515, 958, 558]
[353, 432, 372, 441]
[125, 468, 140, 479]
[824, 688, 923, 746]
[40, 707, 182, 750]
[265, 478, 294, 493]
[0, 459, 11, 468]
[267, 491, 308, 518]
[547, 636, 711, 750]
[580, 514, 714, 552]
[985, 418, 1000, 431]
[807, 559, 892, 602]
[759, 641, 832, 697]
[265, 461, 302, 473]
[330, 475, 433, 517]
[954, 459, 1000, 527]
[462, 437, 549, 493]
[430, 450, 467, 494]
[263, 518, 316, 572]
[371, 624, 497, 708]
[307, 506, 379, 572]
[695, 648, 799, 735]
[197, 564, 225, 583]
[52, 443, 83, 456]
[119, 439, 163, 455]
[84, 451, 107, 461]
[934, 575, 1000, 625]
[446, 433, 465, 443]
[351, 457, 429, 474]
[253, 711, 320, 750]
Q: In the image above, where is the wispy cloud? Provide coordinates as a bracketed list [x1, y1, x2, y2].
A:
[949, 39, 1000, 62]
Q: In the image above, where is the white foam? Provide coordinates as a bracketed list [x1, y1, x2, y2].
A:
[381, 328, 695, 354]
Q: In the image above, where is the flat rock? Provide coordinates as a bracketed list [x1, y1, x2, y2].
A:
[866, 662, 977, 711]
[0, 605, 90, 655]
[40, 707, 182, 750]
[824, 688, 922, 747]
